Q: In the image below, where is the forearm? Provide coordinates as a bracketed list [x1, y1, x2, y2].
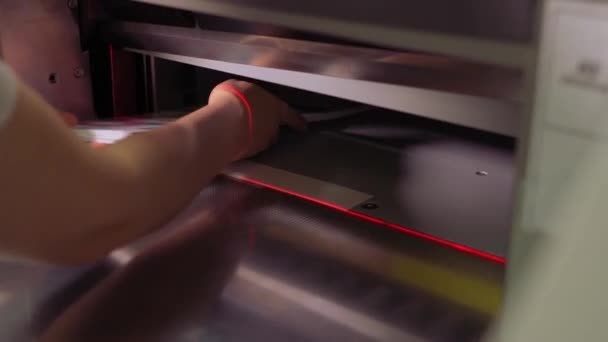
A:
[92, 101, 247, 254]
[0, 80, 245, 264]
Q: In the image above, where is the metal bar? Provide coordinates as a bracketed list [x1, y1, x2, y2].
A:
[138, 50, 521, 137]
[131, 0, 536, 68]
[103, 22, 523, 136]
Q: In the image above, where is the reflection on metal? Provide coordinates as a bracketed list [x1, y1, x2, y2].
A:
[134, 50, 520, 137]
[108, 249, 135, 265]
[103, 22, 522, 136]
[236, 266, 423, 342]
[225, 161, 373, 209]
[104, 23, 522, 100]
[258, 208, 502, 315]
[131, 0, 534, 67]
[0, 180, 498, 341]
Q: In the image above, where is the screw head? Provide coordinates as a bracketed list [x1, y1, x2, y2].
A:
[48, 73, 57, 84]
[73, 67, 85, 78]
[361, 203, 379, 210]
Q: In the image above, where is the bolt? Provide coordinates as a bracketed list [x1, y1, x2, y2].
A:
[73, 67, 85, 78]
[361, 203, 379, 210]
[67, 0, 78, 9]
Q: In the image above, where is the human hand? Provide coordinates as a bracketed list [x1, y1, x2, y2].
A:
[208, 80, 306, 159]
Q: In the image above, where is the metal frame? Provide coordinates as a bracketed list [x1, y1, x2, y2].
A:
[132, 0, 536, 68]
[105, 22, 523, 137]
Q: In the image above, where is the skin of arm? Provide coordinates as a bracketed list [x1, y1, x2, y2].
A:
[0, 78, 299, 264]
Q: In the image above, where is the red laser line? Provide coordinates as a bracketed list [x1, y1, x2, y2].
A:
[237, 176, 506, 264]
[217, 84, 254, 158]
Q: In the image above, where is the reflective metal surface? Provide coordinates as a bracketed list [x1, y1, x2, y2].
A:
[131, 0, 534, 68]
[0, 179, 501, 342]
[137, 0, 536, 43]
[104, 22, 522, 101]
[103, 22, 522, 136]
[240, 109, 515, 258]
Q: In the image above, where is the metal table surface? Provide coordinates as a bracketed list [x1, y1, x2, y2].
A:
[0, 178, 501, 342]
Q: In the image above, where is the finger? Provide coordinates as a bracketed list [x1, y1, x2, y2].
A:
[280, 106, 307, 131]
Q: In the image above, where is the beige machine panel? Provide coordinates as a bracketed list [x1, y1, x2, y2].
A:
[493, 1, 608, 341]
